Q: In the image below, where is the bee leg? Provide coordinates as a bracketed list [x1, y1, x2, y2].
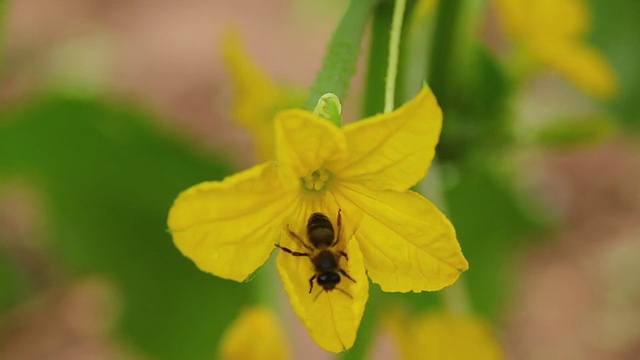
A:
[334, 287, 354, 299]
[339, 268, 356, 283]
[313, 288, 324, 302]
[286, 224, 313, 251]
[275, 244, 310, 257]
[331, 209, 343, 247]
[308, 274, 316, 294]
[340, 251, 349, 261]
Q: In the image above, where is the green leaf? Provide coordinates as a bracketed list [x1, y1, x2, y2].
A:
[437, 45, 513, 165]
[444, 165, 545, 320]
[533, 116, 617, 148]
[0, 95, 255, 359]
[590, 0, 640, 129]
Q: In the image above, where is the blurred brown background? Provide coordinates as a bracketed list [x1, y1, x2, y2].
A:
[1, 0, 639, 359]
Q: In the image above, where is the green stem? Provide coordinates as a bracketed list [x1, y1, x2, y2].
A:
[362, 2, 393, 117]
[363, 1, 417, 117]
[426, 0, 463, 105]
[384, 0, 407, 113]
[393, 0, 418, 107]
[305, 0, 380, 113]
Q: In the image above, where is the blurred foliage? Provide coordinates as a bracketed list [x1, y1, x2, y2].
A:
[0, 0, 638, 357]
[590, 0, 640, 128]
[345, 3, 540, 359]
[437, 45, 513, 165]
[343, 164, 541, 360]
[0, 94, 256, 359]
[534, 116, 616, 148]
[445, 165, 543, 319]
[342, 279, 443, 360]
[424, 0, 540, 320]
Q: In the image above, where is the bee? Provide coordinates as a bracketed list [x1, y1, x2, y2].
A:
[275, 210, 356, 298]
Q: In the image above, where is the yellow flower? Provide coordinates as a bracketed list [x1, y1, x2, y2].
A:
[168, 87, 469, 352]
[219, 306, 291, 360]
[387, 311, 504, 360]
[414, 0, 438, 20]
[494, 0, 617, 99]
[221, 31, 306, 160]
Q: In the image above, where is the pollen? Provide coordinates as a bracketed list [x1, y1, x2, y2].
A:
[302, 168, 333, 193]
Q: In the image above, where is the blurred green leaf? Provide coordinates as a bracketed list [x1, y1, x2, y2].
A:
[590, 0, 640, 129]
[0, 94, 255, 359]
[533, 116, 617, 148]
[445, 165, 544, 320]
[348, 45, 517, 360]
[344, 166, 537, 357]
[438, 45, 513, 165]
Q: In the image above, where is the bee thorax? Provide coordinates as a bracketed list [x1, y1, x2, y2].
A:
[314, 250, 339, 272]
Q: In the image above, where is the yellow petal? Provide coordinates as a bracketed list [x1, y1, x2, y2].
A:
[221, 30, 278, 160]
[414, 313, 504, 360]
[494, 0, 617, 99]
[168, 162, 297, 281]
[540, 42, 618, 99]
[221, 30, 305, 160]
[390, 312, 503, 360]
[494, 0, 588, 41]
[219, 306, 292, 360]
[384, 308, 416, 360]
[337, 184, 468, 292]
[275, 110, 348, 178]
[332, 87, 442, 191]
[529, 0, 588, 39]
[275, 199, 368, 353]
[493, 0, 526, 38]
[222, 30, 280, 127]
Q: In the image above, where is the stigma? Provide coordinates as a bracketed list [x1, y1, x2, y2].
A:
[302, 168, 333, 193]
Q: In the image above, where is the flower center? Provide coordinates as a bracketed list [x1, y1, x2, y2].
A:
[301, 168, 333, 193]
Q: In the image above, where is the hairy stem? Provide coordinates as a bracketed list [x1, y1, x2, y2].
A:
[305, 0, 380, 113]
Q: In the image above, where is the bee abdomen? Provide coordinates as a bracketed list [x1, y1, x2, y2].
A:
[307, 212, 333, 232]
[307, 212, 335, 248]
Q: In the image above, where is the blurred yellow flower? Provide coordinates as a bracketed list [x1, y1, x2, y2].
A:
[219, 306, 291, 360]
[494, 0, 617, 99]
[168, 86, 468, 352]
[414, 0, 438, 20]
[387, 311, 503, 360]
[221, 31, 305, 161]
